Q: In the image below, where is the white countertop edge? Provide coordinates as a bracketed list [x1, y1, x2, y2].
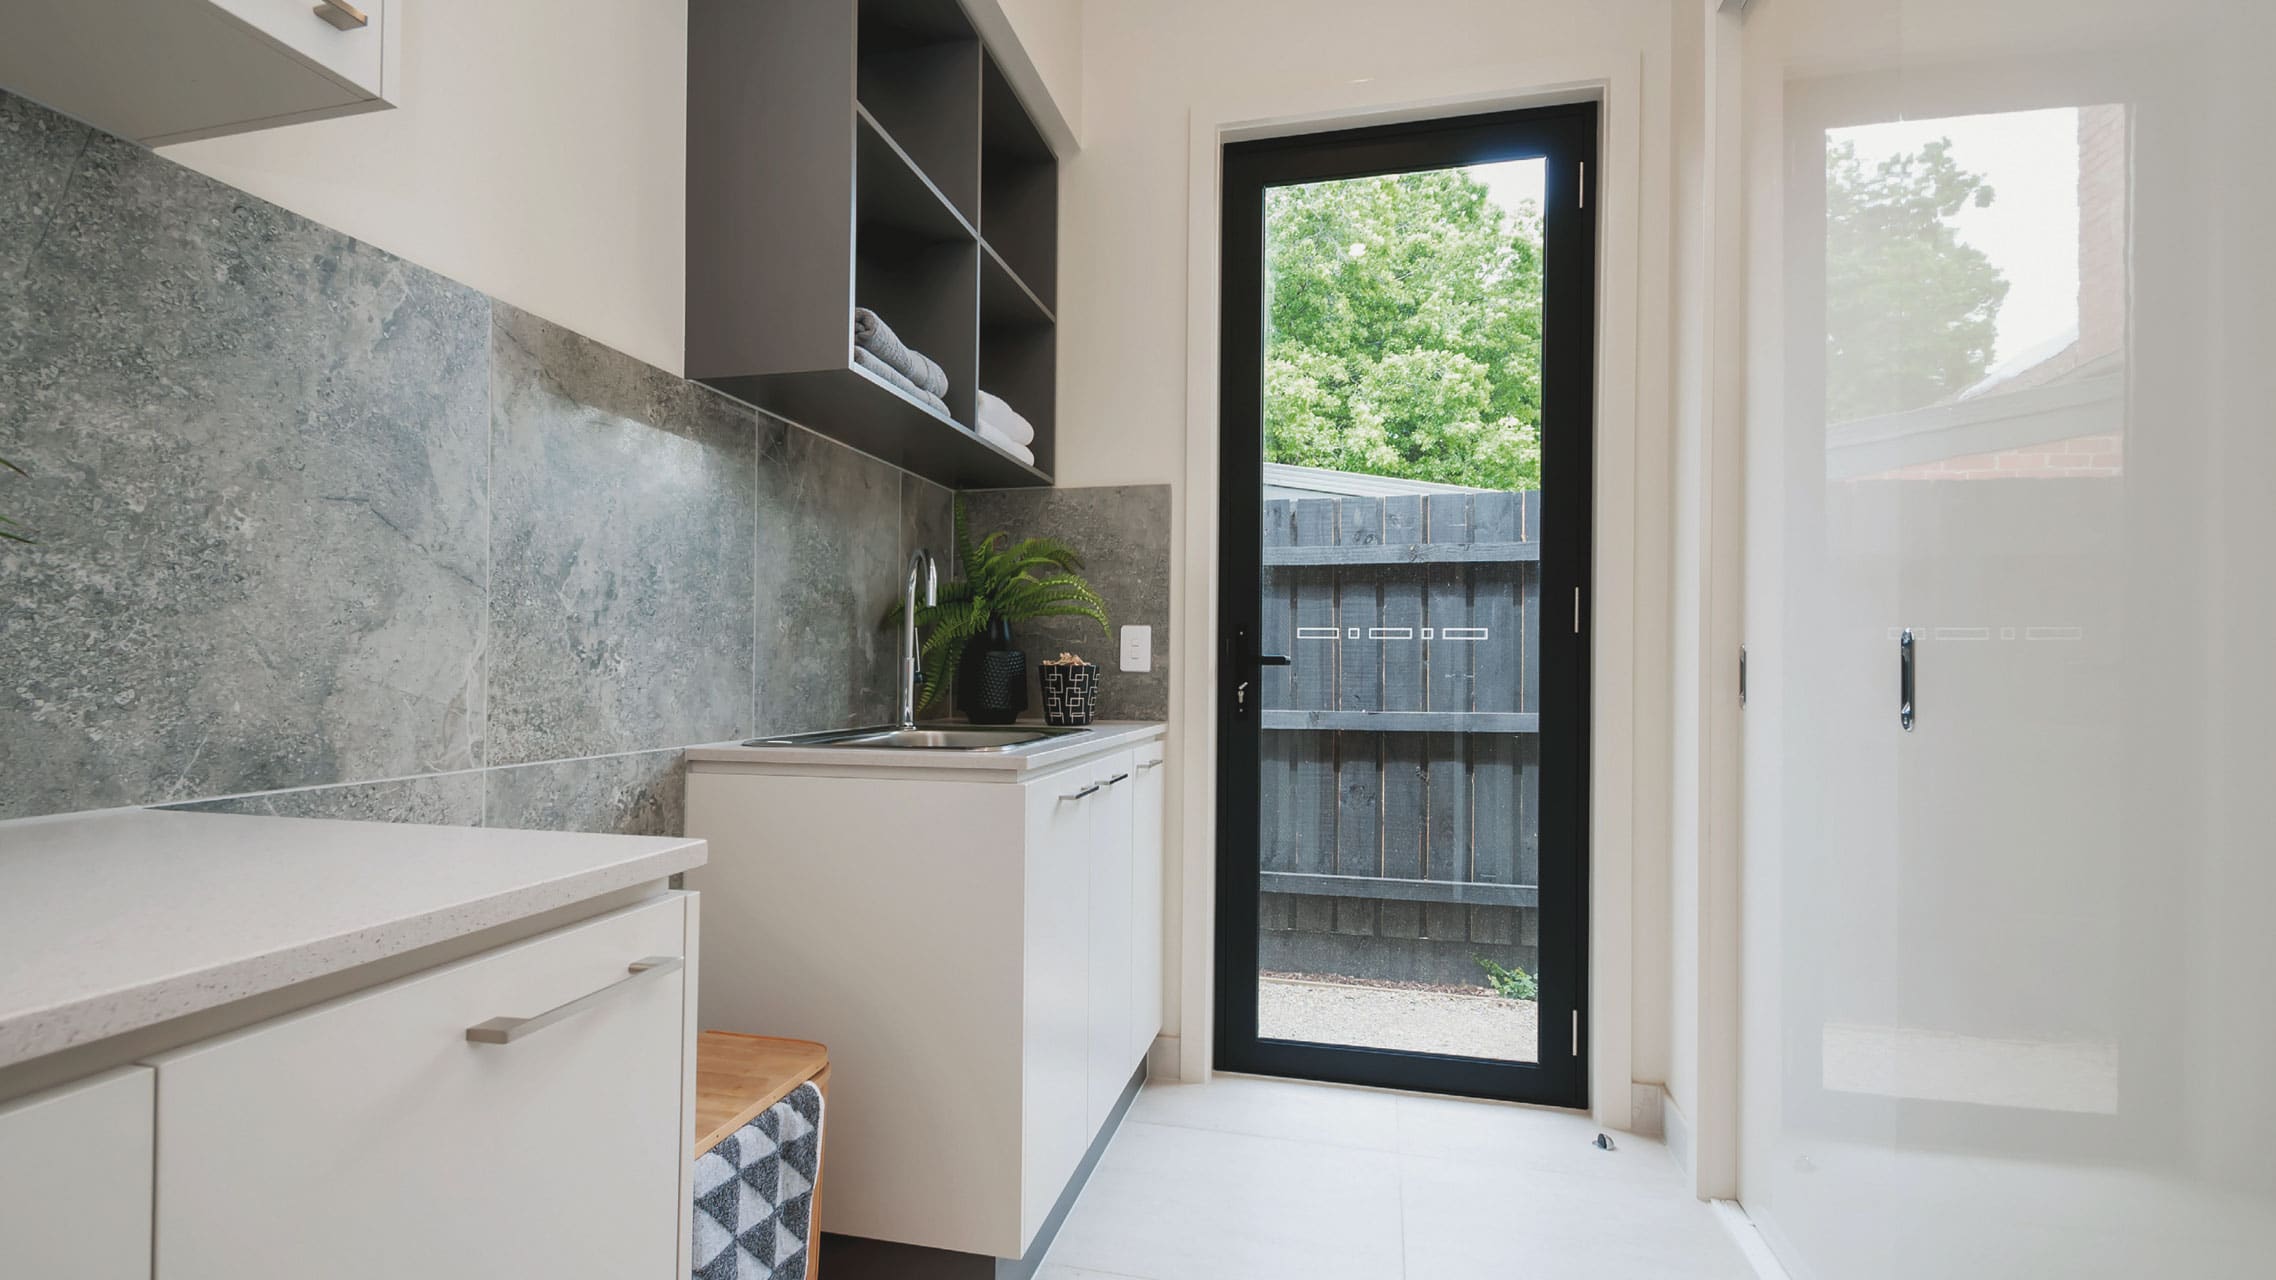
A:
[681, 720, 1168, 773]
[0, 811, 706, 1071]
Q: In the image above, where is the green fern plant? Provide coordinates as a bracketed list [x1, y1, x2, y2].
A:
[885, 495, 1109, 712]
[0, 456, 29, 545]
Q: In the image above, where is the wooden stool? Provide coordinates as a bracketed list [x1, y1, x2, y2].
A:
[694, 1033, 831, 1278]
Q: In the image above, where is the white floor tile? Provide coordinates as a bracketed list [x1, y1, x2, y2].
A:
[1400, 1150, 1754, 1278]
[1039, 1074, 1757, 1280]
[1045, 1120, 1405, 1280]
[1127, 1072, 1401, 1150]
[1395, 1090, 1686, 1185]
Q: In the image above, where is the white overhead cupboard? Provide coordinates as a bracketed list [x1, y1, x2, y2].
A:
[0, 0, 399, 145]
[684, 723, 1169, 1265]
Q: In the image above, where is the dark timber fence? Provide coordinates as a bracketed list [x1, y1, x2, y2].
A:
[1256, 490, 1542, 988]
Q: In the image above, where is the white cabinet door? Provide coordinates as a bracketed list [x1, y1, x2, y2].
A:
[0, 0, 395, 146]
[1022, 765, 1096, 1246]
[1129, 742, 1167, 1065]
[213, 0, 388, 96]
[1084, 749, 1137, 1136]
[0, 1067, 153, 1280]
[150, 896, 690, 1280]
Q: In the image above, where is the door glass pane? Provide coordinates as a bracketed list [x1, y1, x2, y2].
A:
[1252, 157, 1547, 1063]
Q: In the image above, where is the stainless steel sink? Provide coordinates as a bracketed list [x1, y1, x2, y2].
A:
[739, 724, 1092, 752]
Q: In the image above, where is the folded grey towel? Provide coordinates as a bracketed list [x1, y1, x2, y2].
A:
[853, 307, 950, 398]
[855, 346, 952, 417]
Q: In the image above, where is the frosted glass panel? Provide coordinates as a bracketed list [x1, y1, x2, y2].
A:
[1737, 2, 2276, 1276]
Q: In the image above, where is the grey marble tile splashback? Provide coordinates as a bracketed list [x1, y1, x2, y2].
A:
[754, 425, 903, 736]
[174, 773, 487, 827]
[962, 485, 1174, 721]
[0, 95, 491, 820]
[486, 304, 759, 765]
[482, 749, 686, 837]
[0, 86, 915, 833]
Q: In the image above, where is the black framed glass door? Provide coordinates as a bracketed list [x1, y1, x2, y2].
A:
[1214, 103, 1597, 1106]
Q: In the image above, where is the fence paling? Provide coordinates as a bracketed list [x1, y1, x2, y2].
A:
[1256, 490, 1543, 984]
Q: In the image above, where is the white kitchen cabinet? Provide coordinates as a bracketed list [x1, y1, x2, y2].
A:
[1084, 749, 1137, 1135]
[1129, 739, 1167, 1064]
[684, 724, 1169, 1264]
[150, 894, 693, 1280]
[0, 1067, 154, 1280]
[0, 0, 398, 146]
[1022, 759, 1100, 1239]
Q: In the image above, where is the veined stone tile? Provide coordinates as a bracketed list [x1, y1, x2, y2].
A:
[483, 748, 686, 837]
[167, 772, 485, 826]
[899, 472, 958, 715]
[0, 96, 490, 819]
[753, 425, 902, 736]
[0, 94, 90, 296]
[962, 485, 1173, 721]
[485, 304, 759, 765]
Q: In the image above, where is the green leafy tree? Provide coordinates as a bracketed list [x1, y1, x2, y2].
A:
[1263, 169, 1543, 490]
[1824, 137, 2010, 423]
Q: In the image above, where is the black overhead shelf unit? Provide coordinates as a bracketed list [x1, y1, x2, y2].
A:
[688, 0, 1059, 487]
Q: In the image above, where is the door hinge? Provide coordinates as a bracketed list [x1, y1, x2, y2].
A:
[1572, 587, 1582, 634]
[1571, 1010, 1580, 1056]
[1739, 645, 1748, 705]
[1577, 160, 1587, 209]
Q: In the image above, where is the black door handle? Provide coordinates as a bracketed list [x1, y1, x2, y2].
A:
[1228, 629, 1289, 718]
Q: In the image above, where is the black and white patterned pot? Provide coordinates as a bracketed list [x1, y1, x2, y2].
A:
[1040, 661, 1099, 726]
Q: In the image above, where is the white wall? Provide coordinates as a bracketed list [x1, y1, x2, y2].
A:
[997, 0, 1084, 140]
[163, 0, 688, 374]
[1062, 0, 1680, 1118]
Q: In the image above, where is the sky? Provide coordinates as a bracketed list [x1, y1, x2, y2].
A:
[1467, 156, 1548, 227]
[1828, 107, 2085, 368]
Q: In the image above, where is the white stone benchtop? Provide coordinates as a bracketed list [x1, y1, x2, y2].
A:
[0, 808, 705, 1071]
[683, 719, 1167, 774]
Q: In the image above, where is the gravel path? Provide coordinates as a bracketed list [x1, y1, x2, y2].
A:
[1257, 975, 1539, 1061]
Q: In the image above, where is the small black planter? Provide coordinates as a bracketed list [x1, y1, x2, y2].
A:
[957, 617, 1029, 725]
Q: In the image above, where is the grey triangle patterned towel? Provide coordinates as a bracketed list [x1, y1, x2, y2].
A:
[692, 1080, 824, 1279]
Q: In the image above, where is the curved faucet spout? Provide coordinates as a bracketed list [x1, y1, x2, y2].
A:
[901, 548, 938, 730]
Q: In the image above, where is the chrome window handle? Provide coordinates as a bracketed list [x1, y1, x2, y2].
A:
[465, 956, 682, 1045]
[313, 0, 370, 30]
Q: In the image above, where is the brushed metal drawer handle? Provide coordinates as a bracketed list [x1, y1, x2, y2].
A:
[314, 0, 370, 31]
[1101, 772, 1130, 787]
[465, 956, 682, 1045]
[1062, 783, 1103, 801]
[1136, 759, 1162, 771]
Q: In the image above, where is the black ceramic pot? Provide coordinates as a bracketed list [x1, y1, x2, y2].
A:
[957, 616, 1029, 725]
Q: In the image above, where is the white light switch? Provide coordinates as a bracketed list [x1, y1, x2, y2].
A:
[1119, 625, 1152, 672]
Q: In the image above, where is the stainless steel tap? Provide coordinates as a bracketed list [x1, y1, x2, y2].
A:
[901, 548, 938, 731]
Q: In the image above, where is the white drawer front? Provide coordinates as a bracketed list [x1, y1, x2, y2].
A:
[213, 0, 387, 95]
[0, 1068, 153, 1280]
[151, 894, 690, 1280]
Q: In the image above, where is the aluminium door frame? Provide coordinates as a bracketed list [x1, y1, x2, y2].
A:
[1212, 102, 1599, 1107]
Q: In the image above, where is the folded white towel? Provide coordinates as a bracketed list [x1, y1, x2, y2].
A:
[977, 421, 1036, 467]
[975, 389, 1036, 446]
